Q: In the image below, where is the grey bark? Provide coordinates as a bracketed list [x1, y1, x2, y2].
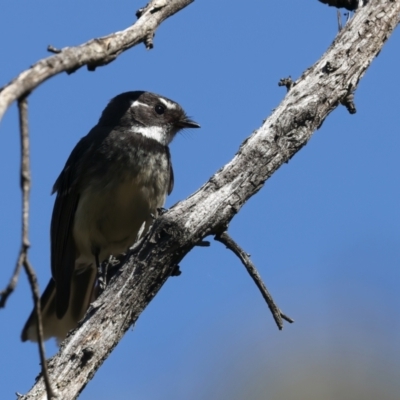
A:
[10, 1, 400, 399]
[0, 0, 194, 121]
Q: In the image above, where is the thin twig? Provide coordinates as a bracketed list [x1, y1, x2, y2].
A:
[0, 253, 24, 307]
[47, 45, 62, 54]
[337, 10, 343, 31]
[215, 232, 294, 330]
[341, 92, 357, 114]
[23, 259, 54, 398]
[278, 76, 295, 92]
[18, 97, 55, 399]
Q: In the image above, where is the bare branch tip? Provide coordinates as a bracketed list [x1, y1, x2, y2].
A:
[144, 33, 155, 50]
[215, 231, 292, 331]
[195, 240, 211, 247]
[136, 7, 145, 18]
[47, 45, 62, 54]
[281, 313, 295, 324]
[171, 265, 182, 276]
[341, 92, 357, 114]
[278, 76, 295, 91]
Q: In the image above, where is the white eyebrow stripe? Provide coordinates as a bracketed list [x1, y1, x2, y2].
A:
[133, 126, 167, 145]
[131, 100, 150, 108]
[158, 97, 177, 109]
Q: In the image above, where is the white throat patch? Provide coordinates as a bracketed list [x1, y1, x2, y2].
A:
[134, 125, 167, 145]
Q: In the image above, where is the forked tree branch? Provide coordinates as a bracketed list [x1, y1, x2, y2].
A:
[0, 0, 194, 122]
[15, 1, 400, 399]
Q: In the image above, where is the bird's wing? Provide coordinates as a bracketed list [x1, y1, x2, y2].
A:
[50, 129, 101, 319]
[50, 189, 79, 318]
[167, 147, 174, 195]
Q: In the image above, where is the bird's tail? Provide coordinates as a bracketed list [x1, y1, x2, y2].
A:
[21, 267, 97, 343]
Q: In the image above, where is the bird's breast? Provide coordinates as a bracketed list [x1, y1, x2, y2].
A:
[73, 150, 170, 264]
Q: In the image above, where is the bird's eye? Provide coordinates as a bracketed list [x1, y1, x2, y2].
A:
[155, 104, 165, 115]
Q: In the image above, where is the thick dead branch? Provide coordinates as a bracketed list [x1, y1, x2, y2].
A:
[215, 232, 293, 329]
[18, 1, 400, 399]
[0, 0, 194, 122]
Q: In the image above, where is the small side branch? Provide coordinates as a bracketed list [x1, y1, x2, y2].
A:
[341, 92, 357, 114]
[215, 232, 294, 330]
[337, 10, 343, 31]
[18, 97, 54, 399]
[278, 76, 295, 92]
[0, 254, 24, 307]
[47, 45, 62, 54]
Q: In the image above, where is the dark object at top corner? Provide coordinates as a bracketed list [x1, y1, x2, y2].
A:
[318, 0, 368, 11]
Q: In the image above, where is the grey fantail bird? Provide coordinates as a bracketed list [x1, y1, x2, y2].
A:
[21, 91, 200, 342]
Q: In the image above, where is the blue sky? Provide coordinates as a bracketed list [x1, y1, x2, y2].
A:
[0, 1, 399, 399]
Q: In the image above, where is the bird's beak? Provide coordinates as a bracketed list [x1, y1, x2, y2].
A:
[179, 117, 200, 129]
